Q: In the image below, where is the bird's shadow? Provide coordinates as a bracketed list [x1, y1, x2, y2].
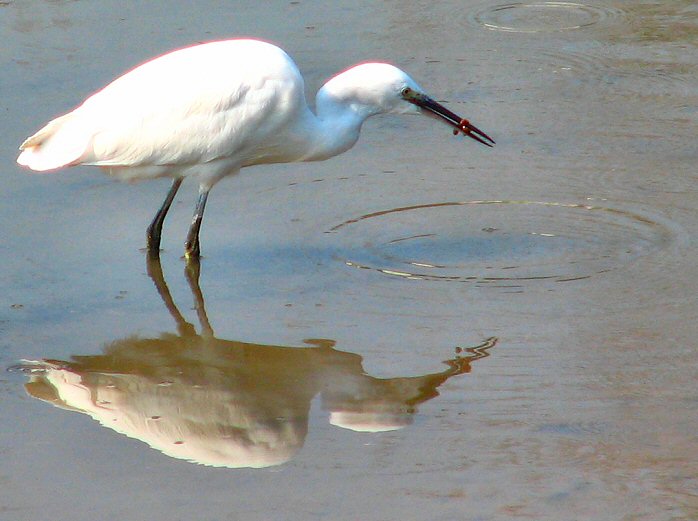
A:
[10, 253, 497, 469]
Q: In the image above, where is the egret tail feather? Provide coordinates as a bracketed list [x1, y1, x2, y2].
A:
[17, 113, 90, 172]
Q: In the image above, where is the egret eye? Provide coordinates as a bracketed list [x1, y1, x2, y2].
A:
[401, 87, 412, 97]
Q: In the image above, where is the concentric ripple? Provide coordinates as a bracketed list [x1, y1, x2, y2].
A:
[328, 201, 674, 287]
[539, 48, 694, 101]
[469, 2, 626, 33]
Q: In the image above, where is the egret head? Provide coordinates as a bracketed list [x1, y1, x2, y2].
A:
[321, 62, 423, 115]
[320, 62, 495, 146]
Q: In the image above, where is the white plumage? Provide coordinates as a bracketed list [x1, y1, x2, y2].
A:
[18, 38, 493, 260]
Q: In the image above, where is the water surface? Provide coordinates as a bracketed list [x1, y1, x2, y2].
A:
[2, 1, 698, 520]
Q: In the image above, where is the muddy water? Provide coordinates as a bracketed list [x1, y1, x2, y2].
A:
[2, 1, 697, 520]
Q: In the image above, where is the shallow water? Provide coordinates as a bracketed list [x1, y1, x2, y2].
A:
[2, 1, 698, 520]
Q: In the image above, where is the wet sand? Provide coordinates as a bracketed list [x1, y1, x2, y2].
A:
[2, 1, 698, 520]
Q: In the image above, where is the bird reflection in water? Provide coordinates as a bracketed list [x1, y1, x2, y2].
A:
[12, 256, 496, 468]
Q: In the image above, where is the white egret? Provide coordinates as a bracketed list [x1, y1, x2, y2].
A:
[17, 39, 494, 260]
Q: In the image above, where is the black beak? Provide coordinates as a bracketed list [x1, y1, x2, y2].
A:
[408, 93, 495, 147]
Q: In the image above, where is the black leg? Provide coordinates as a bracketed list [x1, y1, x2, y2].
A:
[184, 187, 210, 260]
[146, 177, 183, 255]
